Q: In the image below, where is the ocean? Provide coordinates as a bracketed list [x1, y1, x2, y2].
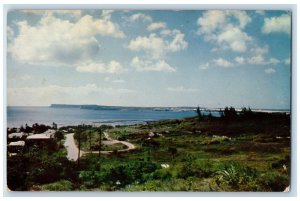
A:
[7, 106, 212, 128]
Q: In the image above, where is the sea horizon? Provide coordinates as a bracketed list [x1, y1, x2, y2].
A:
[6, 104, 291, 112]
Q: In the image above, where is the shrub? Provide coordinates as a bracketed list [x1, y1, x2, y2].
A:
[215, 163, 259, 191]
[258, 172, 289, 192]
[34, 180, 73, 191]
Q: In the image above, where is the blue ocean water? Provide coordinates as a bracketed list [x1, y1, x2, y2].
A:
[7, 106, 211, 128]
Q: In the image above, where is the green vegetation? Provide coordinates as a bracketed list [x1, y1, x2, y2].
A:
[7, 108, 291, 192]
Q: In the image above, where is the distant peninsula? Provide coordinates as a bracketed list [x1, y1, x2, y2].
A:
[50, 104, 196, 111]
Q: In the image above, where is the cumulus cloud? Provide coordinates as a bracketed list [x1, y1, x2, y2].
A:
[262, 14, 291, 34]
[247, 56, 280, 65]
[128, 34, 165, 59]
[167, 86, 199, 92]
[128, 31, 187, 59]
[168, 30, 188, 52]
[264, 68, 276, 74]
[20, 10, 83, 18]
[234, 56, 245, 64]
[147, 22, 166, 31]
[8, 84, 135, 106]
[217, 27, 251, 52]
[250, 45, 269, 55]
[197, 10, 252, 52]
[8, 12, 125, 66]
[101, 10, 114, 20]
[255, 10, 265, 15]
[131, 56, 176, 72]
[128, 13, 152, 22]
[246, 45, 280, 65]
[76, 60, 127, 74]
[213, 58, 235, 67]
[7, 26, 14, 42]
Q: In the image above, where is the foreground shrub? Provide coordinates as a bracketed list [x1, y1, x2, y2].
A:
[258, 172, 289, 192]
[33, 180, 73, 191]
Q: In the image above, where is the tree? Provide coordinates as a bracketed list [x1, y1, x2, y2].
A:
[195, 106, 202, 122]
[241, 107, 253, 118]
[224, 106, 237, 120]
[54, 130, 64, 142]
[75, 125, 84, 168]
[52, 122, 58, 130]
[97, 127, 103, 158]
[88, 130, 92, 153]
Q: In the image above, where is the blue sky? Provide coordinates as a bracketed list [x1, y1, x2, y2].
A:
[7, 10, 291, 109]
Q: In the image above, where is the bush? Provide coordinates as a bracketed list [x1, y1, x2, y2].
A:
[215, 163, 259, 191]
[258, 172, 289, 192]
[33, 180, 73, 191]
[54, 131, 65, 142]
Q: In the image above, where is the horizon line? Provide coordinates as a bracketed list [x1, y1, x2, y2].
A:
[6, 104, 291, 111]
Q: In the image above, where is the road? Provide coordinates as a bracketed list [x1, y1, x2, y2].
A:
[63, 132, 135, 161]
[64, 133, 83, 161]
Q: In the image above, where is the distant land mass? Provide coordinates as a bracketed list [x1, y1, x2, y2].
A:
[49, 104, 290, 113]
[50, 104, 196, 112]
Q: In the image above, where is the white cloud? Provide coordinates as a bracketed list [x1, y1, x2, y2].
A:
[264, 68, 276, 74]
[255, 10, 265, 15]
[199, 62, 210, 70]
[247, 55, 266, 64]
[128, 13, 152, 22]
[247, 45, 279, 65]
[213, 58, 235, 67]
[128, 34, 165, 59]
[131, 56, 176, 72]
[247, 56, 280, 65]
[262, 14, 291, 34]
[8, 84, 136, 106]
[268, 58, 280, 65]
[167, 86, 199, 92]
[147, 22, 166, 31]
[234, 56, 245, 64]
[101, 10, 114, 20]
[8, 13, 125, 66]
[197, 10, 252, 52]
[168, 30, 188, 52]
[7, 26, 14, 42]
[20, 10, 82, 18]
[197, 10, 227, 35]
[128, 31, 187, 59]
[250, 45, 269, 55]
[217, 27, 251, 52]
[76, 60, 127, 74]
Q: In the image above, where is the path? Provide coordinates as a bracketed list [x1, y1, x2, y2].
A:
[63, 132, 135, 161]
[64, 133, 83, 161]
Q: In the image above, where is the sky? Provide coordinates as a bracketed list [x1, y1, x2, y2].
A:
[6, 9, 291, 109]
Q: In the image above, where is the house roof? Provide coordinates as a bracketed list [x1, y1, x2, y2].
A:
[9, 141, 25, 146]
[27, 134, 51, 140]
[8, 132, 25, 138]
[26, 129, 56, 140]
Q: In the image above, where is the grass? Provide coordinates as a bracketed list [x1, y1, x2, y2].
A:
[14, 112, 290, 192]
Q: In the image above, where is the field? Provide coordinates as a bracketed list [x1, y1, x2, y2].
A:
[7, 111, 291, 192]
